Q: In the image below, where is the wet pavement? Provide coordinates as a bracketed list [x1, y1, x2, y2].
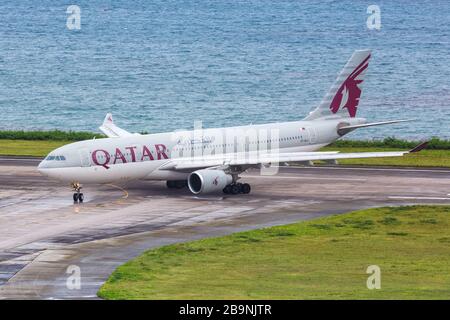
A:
[0, 159, 449, 299]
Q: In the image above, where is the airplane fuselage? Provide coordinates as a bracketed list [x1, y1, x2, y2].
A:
[38, 117, 365, 184]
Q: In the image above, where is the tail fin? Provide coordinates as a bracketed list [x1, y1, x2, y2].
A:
[305, 49, 371, 120]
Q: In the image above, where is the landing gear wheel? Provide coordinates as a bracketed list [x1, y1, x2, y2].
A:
[167, 180, 187, 189]
[175, 180, 187, 189]
[223, 185, 231, 194]
[242, 183, 251, 194]
[73, 192, 84, 203]
[166, 181, 175, 189]
[230, 184, 240, 195]
[223, 183, 251, 195]
[71, 182, 83, 203]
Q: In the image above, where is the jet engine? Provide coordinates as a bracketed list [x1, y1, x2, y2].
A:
[188, 169, 233, 194]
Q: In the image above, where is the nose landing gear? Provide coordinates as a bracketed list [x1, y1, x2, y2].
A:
[223, 182, 251, 195]
[71, 182, 84, 203]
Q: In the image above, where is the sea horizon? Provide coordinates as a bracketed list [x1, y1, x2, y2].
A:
[0, 0, 448, 140]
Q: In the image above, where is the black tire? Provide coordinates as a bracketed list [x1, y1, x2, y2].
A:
[223, 185, 231, 194]
[242, 183, 251, 194]
[78, 193, 84, 203]
[166, 181, 175, 188]
[73, 193, 79, 202]
[175, 180, 187, 189]
[231, 184, 240, 195]
[236, 183, 245, 194]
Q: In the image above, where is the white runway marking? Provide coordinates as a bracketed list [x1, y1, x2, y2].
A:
[388, 196, 450, 201]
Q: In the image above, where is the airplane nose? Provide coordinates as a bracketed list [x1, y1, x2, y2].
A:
[37, 160, 47, 175]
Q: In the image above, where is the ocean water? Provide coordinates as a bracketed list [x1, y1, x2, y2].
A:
[0, 0, 448, 140]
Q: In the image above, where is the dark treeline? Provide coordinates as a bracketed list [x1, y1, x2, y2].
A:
[0, 130, 104, 141]
[0, 131, 448, 150]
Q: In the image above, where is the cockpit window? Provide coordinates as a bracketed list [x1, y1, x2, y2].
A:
[45, 155, 66, 161]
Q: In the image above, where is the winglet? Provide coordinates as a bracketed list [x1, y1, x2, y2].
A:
[409, 141, 429, 153]
[103, 113, 114, 125]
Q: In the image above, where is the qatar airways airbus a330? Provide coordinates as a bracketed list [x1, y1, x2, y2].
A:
[38, 50, 426, 202]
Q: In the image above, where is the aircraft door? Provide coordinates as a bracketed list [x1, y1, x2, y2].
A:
[79, 149, 91, 167]
[307, 127, 317, 144]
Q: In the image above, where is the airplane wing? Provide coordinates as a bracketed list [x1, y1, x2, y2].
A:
[99, 113, 139, 138]
[159, 142, 428, 172]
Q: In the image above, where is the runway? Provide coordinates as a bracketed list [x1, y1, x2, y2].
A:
[0, 156, 449, 299]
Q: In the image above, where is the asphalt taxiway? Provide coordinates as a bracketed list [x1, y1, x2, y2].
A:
[0, 156, 449, 299]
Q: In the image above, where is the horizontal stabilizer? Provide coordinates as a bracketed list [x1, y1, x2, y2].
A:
[337, 119, 413, 135]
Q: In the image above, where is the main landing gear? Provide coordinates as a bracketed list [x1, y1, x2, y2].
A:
[223, 182, 251, 195]
[71, 182, 84, 203]
[166, 180, 188, 189]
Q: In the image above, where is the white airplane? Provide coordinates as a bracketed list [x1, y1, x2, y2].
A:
[38, 50, 426, 202]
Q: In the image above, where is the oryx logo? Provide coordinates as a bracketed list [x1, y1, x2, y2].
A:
[330, 54, 370, 117]
[212, 176, 219, 186]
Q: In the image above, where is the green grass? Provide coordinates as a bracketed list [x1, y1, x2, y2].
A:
[329, 137, 450, 150]
[98, 205, 450, 300]
[318, 147, 450, 167]
[0, 139, 70, 157]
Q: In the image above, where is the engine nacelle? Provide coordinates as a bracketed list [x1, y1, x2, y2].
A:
[188, 169, 233, 194]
